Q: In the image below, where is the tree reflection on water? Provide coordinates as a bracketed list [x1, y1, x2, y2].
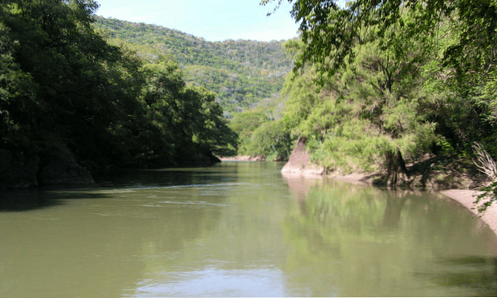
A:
[281, 173, 497, 296]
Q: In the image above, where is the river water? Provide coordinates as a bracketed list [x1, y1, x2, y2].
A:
[0, 162, 496, 297]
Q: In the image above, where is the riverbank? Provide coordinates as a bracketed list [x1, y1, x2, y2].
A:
[278, 137, 497, 233]
[219, 155, 266, 161]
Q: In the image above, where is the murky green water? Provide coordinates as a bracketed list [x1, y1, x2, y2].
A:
[1, 162, 496, 297]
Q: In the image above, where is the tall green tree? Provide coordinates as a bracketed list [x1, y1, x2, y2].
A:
[262, 0, 496, 79]
[140, 57, 237, 165]
[230, 105, 292, 160]
[0, 22, 37, 150]
[0, 0, 140, 159]
[0, 0, 238, 173]
[263, 0, 497, 187]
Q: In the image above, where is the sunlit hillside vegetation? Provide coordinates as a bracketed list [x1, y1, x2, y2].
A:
[93, 16, 294, 117]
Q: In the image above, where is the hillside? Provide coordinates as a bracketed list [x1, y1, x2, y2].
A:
[93, 16, 294, 117]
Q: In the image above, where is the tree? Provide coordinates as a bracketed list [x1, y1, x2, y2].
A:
[0, 0, 238, 173]
[0, 22, 37, 150]
[246, 120, 292, 160]
[263, 0, 497, 188]
[262, 0, 496, 79]
[140, 57, 237, 164]
[0, 0, 139, 163]
[262, 0, 497, 151]
[230, 111, 268, 155]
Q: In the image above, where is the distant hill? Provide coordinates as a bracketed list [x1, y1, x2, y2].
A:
[93, 16, 294, 117]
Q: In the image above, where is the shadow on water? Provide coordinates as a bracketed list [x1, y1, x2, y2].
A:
[93, 165, 239, 189]
[0, 189, 62, 211]
[421, 256, 497, 296]
[0, 188, 114, 212]
[0, 165, 236, 212]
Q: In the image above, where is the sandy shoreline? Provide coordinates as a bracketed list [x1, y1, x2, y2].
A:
[219, 156, 265, 162]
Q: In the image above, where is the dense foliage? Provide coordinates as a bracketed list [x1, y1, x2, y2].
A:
[229, 104, 293, 160]
[0, 0, 237, 171]
[93, 16, 294, 117]
[259, 0, 497, 193]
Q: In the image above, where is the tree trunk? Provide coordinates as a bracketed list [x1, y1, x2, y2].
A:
[385, 149, 409, 187]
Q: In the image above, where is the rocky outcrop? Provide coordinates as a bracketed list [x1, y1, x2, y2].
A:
[0, 150, 39, 189]
[280, 137, 325, 175]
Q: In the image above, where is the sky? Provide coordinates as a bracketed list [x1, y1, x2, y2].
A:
[94, 0, 302, 42]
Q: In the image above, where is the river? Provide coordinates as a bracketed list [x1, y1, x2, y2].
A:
[0, 162, 496, 297]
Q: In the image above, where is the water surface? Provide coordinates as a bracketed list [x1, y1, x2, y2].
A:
[1, 162, 496, 297]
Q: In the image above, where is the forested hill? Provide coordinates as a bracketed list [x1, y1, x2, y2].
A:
[93, 16, 294, 117]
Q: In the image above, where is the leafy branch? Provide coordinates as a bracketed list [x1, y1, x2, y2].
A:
[473, 142, 497, 213]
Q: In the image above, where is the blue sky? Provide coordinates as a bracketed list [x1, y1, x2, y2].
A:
[95, 0, 301, 42]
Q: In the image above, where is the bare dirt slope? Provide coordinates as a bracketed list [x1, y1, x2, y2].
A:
[280, 137, 325, 175]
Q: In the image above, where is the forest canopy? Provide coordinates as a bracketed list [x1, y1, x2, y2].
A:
[257, 0, 497, 193]
[0, 0, 237, 171]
